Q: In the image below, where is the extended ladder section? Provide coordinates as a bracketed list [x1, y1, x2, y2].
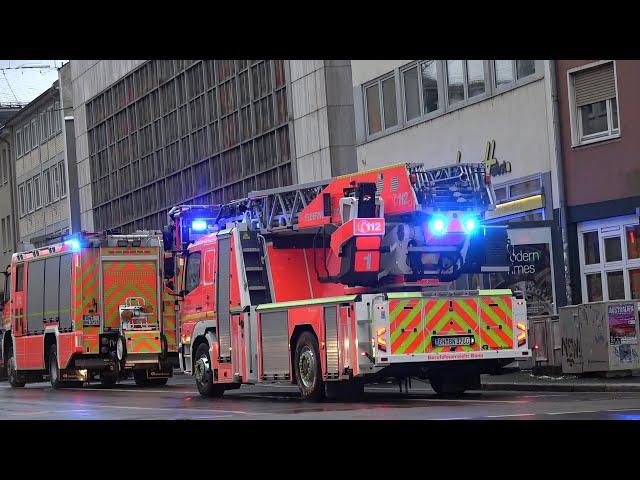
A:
[215, 162, 495, 233]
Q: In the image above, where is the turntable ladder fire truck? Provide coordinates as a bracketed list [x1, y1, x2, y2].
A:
[1, 231, 179, 389]
[165, 162, 530, 400]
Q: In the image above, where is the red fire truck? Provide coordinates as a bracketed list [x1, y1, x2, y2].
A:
[165, 162, 529, 400]
[0, 268, 10, 380]
[2, 232, 179, 388]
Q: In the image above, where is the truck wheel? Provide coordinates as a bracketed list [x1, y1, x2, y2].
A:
[194, 343, 225, 397]
[294, 332, 324, 401]
[49, 348, 63, 389]
[8, 354, 25, 388]
[100, 373, 118, 387]
[429, 371, 467, 396]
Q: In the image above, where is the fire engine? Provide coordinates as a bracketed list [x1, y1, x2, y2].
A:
[0, 269, 10, 380]
[1, 232, 179, 388]
[164, 162, 530, 400]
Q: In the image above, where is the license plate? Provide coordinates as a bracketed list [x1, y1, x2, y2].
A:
[82, 315, 100, 327]
[432, 335, 475, 347]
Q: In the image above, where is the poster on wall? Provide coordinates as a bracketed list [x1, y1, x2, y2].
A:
[490, 243, 554, 317]
[608, 302, 637, 345]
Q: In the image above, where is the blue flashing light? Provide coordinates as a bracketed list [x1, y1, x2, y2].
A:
[461, 214, 479, 235]
[64, 239, 81, 252]
[428, 214, 449, 236]
[191, 219, 208, 232]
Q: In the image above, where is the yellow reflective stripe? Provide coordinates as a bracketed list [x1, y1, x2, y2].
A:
[478, 289, 512, 296]
[181, 311, 217, 322]
[256, 295, 358, 311]
[387, 292, 422, 299]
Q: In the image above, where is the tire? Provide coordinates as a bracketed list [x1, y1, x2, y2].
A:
[294, 332, 324, 401]
[193, 343, 225, 397]
[100, 373, 118, 387]
[429, 371, 467, 396]
[133, 370, 168, 387]
[49, 347, 64, 389]
[8, 353, 25, 388]
[49, 347, 83, 389]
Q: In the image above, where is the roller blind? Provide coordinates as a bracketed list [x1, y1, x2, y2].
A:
[574, 62, 616, 107]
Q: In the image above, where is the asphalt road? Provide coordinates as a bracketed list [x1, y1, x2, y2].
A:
[2, 374, 640, 420]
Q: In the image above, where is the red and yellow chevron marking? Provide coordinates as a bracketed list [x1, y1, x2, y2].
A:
[478, 295, 514, 350]
[389, 299, 426, 355]
[162, 287, 178, 352]
[102, 260, 158, 330]
[77, 249, 100, 353]
[423, 298, 482, 353]
[125, 331, 162, 354]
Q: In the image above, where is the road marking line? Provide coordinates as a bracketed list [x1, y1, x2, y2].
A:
[605, 408, 640, 412]
[484, 413, 536, 418]
[411, 398, 528, 404]
[436, 417, 472, 420]
[547, 410, 598, 415]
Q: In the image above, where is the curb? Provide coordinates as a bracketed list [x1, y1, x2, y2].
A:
[481, 382, 640, 392]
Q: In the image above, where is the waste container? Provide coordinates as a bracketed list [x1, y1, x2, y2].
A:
[559, 300, 640, 375]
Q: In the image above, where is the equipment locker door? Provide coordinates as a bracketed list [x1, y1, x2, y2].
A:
[217, 236, 231, 359]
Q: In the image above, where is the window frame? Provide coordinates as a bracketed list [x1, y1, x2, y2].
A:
[26, 178, 34, 213]
[33, 174, 42, 210]
[578, 215, 640, 302]
[363, 72, 400, 139]
[568, 60, 621, 147]
[400, 60, 445, 126]
[444, 60, 490, 109]
[492, 60, 539, 94]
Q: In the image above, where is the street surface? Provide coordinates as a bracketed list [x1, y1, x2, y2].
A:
[2, 373, 640, 420]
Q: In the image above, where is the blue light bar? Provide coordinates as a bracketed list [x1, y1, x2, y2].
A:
[64, 238, 81, 252]
[461, 214, 480, 235]
[191, 219, 208, 232]
[428, 214, 449, 236]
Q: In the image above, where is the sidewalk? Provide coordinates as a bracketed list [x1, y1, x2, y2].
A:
[481, 370, 640, 392]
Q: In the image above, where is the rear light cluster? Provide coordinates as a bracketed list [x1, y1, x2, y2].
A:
[516, 322, 527, 347]
[377, 327, 387, 352]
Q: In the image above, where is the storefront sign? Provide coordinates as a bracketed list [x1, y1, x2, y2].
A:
[489, 243, 554, 317]
[456, 139, 511, 177]
[608, 303, 637, 345]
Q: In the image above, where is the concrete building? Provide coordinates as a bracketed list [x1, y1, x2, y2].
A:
[556, 60, 640, 303]
[3, 77, 70, 250]
[0, 118, 19, 273]
[69, 60, 356, 234]
[351, 60, 565, 315]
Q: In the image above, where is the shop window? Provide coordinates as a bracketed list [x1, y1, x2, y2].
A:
[583, 231, 600, 265]
[586, 273, 603, 302]
[630, 269, 640, 300]
[626, 225, 640, 259]
[607, 271, 625, 300]
[604, 236, 622, 263]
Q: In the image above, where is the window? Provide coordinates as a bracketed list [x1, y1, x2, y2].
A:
[1, 148, 7, 184]
[43, 169, 51, 204]
[446, 60, 486, 106]
[626, 225, 640, 259]
[494, 60, 536, 88]
[364, 74, 397, 136]
[420, 61, 439, 114]
[52, 165, 60, 201]
[26, 259, 45, 332]
[15, 264, 24, 292]
[18, 184, 25, 216]
[400, 60, 441, 124]
[402, 66, 420, 121]
[24, 124, 31, 153]
[586, 273, 603, 302]
[579, 216, 640, 302]
[1, 217, 5, 253]
[31, 119, 38, 148]
[583, 231, 600, 265]
[26, 179, 34, 212]
[33, 175, 42, 209]
[184, 251, 201, 294]
[570, 62, 619, 145]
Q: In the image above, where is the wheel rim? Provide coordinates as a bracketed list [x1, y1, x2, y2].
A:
[195, 355, 210, 385]
[298, 346, 316, 389]
[116, 338, 124, 360]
